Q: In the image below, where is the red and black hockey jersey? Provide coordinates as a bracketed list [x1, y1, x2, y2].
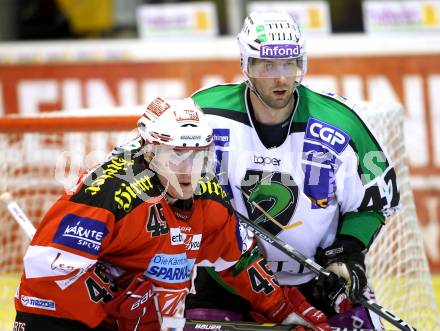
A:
[15, 150, 281, 327]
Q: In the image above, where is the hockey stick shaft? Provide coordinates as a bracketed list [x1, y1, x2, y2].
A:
[233, 208, 416, 331]
[0, 192, 36, 239]
[234, 207, 330, 276]
[163, 317, 385, 331]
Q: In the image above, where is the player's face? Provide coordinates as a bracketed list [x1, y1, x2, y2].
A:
[150, 146, 213, 200]
[248, 58, 297, 109]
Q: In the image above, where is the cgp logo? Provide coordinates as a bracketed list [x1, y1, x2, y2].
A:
[305, 118, 350, 154]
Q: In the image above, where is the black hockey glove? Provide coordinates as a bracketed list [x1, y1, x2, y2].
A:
[314, 236, 368, 305]
[311, 268, 347, 311]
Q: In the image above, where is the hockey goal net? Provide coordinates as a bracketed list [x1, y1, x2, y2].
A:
[0, 103, 439, 330]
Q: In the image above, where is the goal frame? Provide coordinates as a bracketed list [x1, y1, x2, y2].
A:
[0, 104, 439, 330]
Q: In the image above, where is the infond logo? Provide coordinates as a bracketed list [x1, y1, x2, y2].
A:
[260, 44, 300, 58]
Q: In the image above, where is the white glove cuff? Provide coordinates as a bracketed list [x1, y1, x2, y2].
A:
[282, 311, 312, 328]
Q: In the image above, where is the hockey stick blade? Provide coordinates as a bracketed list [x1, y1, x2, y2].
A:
[233, 208, 417, 331]
[0, 192, 36, 239]
[162, 317, 385, 331]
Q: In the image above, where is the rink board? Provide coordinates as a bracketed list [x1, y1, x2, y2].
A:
[0, 273, 19, 331]
[1, 273, 440, 331]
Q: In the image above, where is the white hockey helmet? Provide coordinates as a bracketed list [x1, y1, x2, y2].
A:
[138, 96, 213, 149]
[237, 11, 307, 83]
[138, 97, 214, 199]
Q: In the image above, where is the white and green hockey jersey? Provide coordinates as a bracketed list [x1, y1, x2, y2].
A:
[192, 82, 400, 286]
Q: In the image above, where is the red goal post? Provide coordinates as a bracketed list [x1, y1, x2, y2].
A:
[0, 112, 139, 133]
[0, 103, 439, 330]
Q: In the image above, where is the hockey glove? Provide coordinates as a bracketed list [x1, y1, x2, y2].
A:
[103, 273, 159, 331]
[251, 287, 332, 331]
[315, 236, 368, 305]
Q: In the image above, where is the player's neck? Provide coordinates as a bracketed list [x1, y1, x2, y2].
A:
[250, 91, 295, 125]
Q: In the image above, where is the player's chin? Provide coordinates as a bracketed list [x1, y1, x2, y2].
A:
[267, 96, 290, 108]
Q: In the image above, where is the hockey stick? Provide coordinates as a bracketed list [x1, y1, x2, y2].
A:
[0, 192, 36, 239]
[233, 208, 416, 331]
[235, 186, 336, 277]
[162, 317, 386, 331]
[233, 186, 416, 331]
